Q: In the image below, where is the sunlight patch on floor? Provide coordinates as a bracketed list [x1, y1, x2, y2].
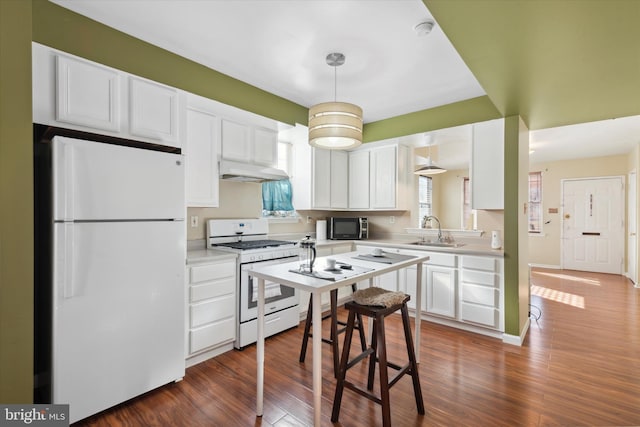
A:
[531, 285, 585, 309]
[533, 270, 602, 286]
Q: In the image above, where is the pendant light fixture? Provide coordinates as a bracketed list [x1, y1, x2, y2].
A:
[308, 53, 363, 150]
[415, 142, 447, 175]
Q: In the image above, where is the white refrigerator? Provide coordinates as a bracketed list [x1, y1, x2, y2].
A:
[50, 136, 185, 423]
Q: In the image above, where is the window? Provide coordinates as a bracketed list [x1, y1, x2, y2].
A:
[462, 177, 476, 230]
[418, 175, 432, 226]
[529, 171, 542, 233]
[262, 142, 295, 218]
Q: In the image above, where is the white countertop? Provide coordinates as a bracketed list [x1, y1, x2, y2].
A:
[186, 248, 237, 265]
[357, 239, 504, 257]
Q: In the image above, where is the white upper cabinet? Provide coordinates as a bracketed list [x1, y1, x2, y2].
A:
[220, 119, 278, 168]
[370, 145, 398, 209]
[33, 43, 182, 149]
[221, 119, 251, 163]
[471, 118, 504, 209]
[185, 107, 219, 207]
[348, 150, 370, 209]
[312, 148, 348, 209]
[253, 127, 278, 166]
[129, 76, 179, 145]
[55, 54, 121, 132]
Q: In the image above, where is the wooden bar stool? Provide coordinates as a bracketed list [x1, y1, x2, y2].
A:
[299, 283, 367, 377]
[331, 287, 424, 427]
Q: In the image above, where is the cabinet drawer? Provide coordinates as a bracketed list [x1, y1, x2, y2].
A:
[460, 302, 499, 328]
[461, 283, 499, 307]
[461, 270, 497, 287]
[190, 295, 235, 328]
[189, 317, 235, 353]
[190, 277, 235, 303]
[461, 256, 497, 272]
[190, 261, 235, 284]
[425, 252, 457, 268]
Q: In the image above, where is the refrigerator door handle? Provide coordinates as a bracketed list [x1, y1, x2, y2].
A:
[54, 138, 76, 221]
[62, 223, 75, 299]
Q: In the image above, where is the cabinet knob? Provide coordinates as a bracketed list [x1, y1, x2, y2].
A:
[564, 213, 571, 219]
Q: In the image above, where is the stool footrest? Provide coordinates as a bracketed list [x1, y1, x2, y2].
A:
[388, 363, 412, 389]
[343, 381, 382, 406]
[345, 348, 375, 370]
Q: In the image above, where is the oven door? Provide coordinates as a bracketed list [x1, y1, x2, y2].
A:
[240, 257, 298, 323]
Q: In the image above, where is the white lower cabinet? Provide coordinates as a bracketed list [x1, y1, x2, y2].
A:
[459, 255, 503, 330]
[186, 258, 236, 364]
[354, 243, 504, 335]
[403, 252, 457, 319]
[425, 264, 458, 318]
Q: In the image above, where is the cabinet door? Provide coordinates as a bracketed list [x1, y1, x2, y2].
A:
[253, 127, 278, 167]
[185, 108, 219, 207]
[129, 76, 179, 146]
[312, 148, 331, 208]
[221, 119, 251, 162]
[404, 263, 427, 311]
[330, 150, 349, 209]
[370, 145, 397, 209]
[471, 118, 504, 209]
[349, 150, 370, 209]
[425, 265, 457, 318]
[56, 54, 121, 132]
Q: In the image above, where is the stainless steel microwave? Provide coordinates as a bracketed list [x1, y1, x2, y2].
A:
[328, 217, 368, 240]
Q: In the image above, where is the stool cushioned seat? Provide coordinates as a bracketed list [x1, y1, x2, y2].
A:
[353, 287, 407, 307]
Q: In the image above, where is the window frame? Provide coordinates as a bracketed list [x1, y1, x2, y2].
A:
[528, 171, 543, 234]
[418, 175, 433, 227]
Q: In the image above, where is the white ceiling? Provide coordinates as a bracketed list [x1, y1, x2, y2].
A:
[50, 0, 640, 166]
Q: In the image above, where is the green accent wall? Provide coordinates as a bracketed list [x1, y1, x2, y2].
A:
[363, 96, 501, 142]
[0, 0, 34, 403]
[31, 0, 308, 127]
[424, 0, 640, 130]
[503, 116, 521, 336]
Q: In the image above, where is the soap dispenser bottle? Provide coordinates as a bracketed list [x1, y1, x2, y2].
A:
[491, 230, 502, 249]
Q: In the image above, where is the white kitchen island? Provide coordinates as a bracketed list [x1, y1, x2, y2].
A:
[250, 250, 430, 427]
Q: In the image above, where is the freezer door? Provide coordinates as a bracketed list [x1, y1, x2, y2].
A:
[52, 221, 185, 423]
[52, 136, 184, 221]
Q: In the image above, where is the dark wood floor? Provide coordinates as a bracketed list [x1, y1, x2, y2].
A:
[77, 268, 640, 426]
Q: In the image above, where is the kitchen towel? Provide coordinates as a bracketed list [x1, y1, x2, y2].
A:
[316, 220, 327, 241]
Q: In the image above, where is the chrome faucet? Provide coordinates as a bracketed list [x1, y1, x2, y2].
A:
[422, 215, 443, 242]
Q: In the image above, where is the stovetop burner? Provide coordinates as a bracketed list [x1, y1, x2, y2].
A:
[214, 239, 294, 251]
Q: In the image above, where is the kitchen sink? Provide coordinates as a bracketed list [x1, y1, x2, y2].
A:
[412, 241, 466, 248]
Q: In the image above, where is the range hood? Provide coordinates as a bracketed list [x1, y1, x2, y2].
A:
[219, 160, 289, 183]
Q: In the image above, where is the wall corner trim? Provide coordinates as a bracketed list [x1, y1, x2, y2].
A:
[502, 318, 530, 346]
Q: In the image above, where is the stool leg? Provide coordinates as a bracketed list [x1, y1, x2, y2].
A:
[351, 284, 368, 352]
[331, 309, 357, 423]
[299, 295, 313, 363]
[376, 314, 392, 427]
[366, 318, 377, 391]
[401, 304, 425, 414]
[329, 289, 340, 376]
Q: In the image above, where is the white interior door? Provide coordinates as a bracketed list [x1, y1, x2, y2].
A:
[561, 177, 624, 274]
[628, 171, 637, 285]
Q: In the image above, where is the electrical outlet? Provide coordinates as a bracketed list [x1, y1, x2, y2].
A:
[389, 216, 395, 224]
[190, 216, 198, 228]
[306, 216, 312, 224]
